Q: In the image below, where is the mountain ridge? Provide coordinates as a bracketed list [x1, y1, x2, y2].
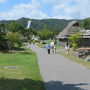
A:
[0, 17, 81, 33]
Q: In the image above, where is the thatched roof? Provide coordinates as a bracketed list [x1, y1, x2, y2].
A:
[57, 21, 79, 39]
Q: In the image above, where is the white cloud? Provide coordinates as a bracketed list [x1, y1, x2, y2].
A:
[0, 0, 48, 20]
[52, 0, 90, 19]
[41, 0, 72, 4]
[0, 0, 90, 20]
[0, 0, 7, 3]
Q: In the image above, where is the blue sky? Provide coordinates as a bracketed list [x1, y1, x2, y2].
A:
[0, 0, 30, 12]
[0, 0, 90, 20]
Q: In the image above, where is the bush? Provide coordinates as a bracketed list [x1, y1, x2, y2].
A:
[69, 33, 82, 50]
[6, 32, 22, 49]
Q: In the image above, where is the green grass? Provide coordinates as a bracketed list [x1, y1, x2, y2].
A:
[0, 50, 45, 90]
[56, 45, 64, 49]
[60, 50, 90, 69]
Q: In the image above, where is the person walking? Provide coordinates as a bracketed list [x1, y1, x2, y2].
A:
[65, 41, 70, 55]
[45, 43, 51, 54]
[50, 41, 56, 53]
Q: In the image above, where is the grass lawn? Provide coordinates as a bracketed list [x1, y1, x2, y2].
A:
[56, 45, 64, 49]
[60, 49, 90, 69]
[0, 50, 45, 90]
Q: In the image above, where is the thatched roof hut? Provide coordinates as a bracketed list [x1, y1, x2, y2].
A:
[57, 21, 79, 39]
[57, 21, 79, 46]
[57, 20, 90, 47]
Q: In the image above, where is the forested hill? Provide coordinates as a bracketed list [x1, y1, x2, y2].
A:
[0, 17, 80, 32]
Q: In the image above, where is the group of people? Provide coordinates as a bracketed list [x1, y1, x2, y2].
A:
[45, 41, 70, 55]
[45, 41, 56, 54]
[26, 39, 70, 55]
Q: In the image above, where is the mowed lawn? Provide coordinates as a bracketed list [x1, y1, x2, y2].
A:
[0, 50, 45, 90]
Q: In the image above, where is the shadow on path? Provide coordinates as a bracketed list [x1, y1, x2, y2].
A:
[45, 81, 88, 90]
[0, 78, 88, 90]
[0, 78, 45, 90]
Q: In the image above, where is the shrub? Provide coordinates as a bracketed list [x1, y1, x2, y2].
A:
[6, 32, 22, 49]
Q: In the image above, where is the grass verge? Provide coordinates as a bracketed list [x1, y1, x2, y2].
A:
[0, 50, 45, 90]
[60, 50, 90, 69]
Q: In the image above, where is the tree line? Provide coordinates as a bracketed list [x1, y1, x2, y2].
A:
[0, 17, 90, 50]
[0, 20, 55, 50]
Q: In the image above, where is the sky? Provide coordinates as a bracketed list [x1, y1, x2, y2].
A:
[0, 0, 90, 20]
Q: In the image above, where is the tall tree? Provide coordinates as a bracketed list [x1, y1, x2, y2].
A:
[23, 28, 37, 41]
[7, 21, 24, 33]
[38, 28, 54, 40]
[0, 24, 7, 49]
[81, 18, 90, 30]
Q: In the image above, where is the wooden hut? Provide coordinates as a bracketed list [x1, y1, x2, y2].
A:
[57, 21, 79, 46]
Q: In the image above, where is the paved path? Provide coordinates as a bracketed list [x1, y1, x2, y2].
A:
[31, 44, 90, 90]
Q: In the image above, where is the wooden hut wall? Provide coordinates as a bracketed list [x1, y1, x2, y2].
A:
[81, 38, 90, 47]
[58, 38, 68, 46]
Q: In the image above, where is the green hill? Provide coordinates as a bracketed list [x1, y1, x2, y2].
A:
[0, 17, 81, 33]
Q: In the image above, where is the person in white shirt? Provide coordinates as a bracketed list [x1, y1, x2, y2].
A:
[65, 42, 70, 55]
[50, 41, 56, 53]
